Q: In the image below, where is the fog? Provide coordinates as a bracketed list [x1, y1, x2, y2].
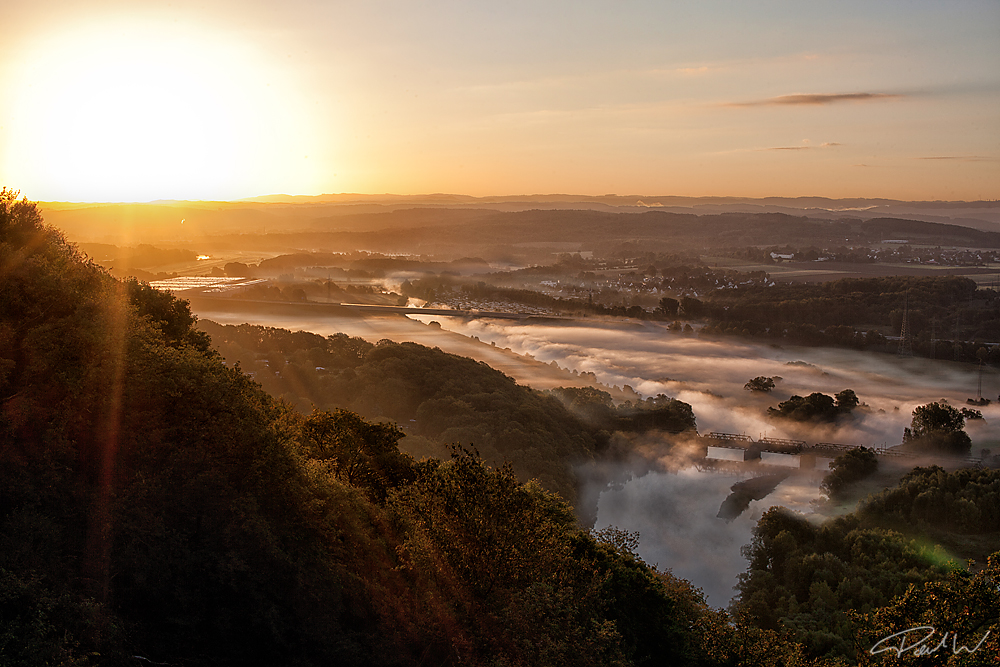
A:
[412, 316, 999, 449]
[592, 467, 820, 607]
[193, 307, 599, 391]
[406, 315, 999, 607]
[192, 305, 998, 607]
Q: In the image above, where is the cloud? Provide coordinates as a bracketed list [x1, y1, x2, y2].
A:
[725, 92, 903, 107]
[675, 66, 712, 76]
[915, 155, 991, 162]
[758, 141, 841, 152]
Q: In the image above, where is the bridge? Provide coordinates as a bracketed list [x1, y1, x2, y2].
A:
[702, 432, 985, 468]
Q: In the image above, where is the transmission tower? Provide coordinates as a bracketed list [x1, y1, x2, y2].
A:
[955, 314, 962, 361]
[897, 291, 912, 357]
[978, 360, 984, 402]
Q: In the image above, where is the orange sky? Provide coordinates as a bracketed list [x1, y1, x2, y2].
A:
[1, 1, 998, 202]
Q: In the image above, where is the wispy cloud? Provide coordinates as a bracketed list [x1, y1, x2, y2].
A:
[758, 141, 842, 152]
[674, 66, 712, 76]
[726, 92, 903, 107]
[915, 155, 992, 162]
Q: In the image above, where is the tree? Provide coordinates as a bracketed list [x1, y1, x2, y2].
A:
[821, 447, 878, 500]
[126, 278, 211, 350]
[389, 448, 634, 665]
[744, 376, 775, 393]
[961, 407, 984, 420]
[906, 402, 972, 455]
[834, 389, 859, 412]
[656, 297, 679, 318]
[551, 386, 616, 427]
[733, 506, 953, 661]
[767, 392, 838, 422]
[224, 261, 252, 277]
[616, 394, 697, 433]
[912, 402, 965, 435]
[854, 554, 1000, 666]
[0, 187, 45, 246]
[625, 305, 647, 319]
[300, 408, 415, 499]
[679, 296, 703, 318]
[857, 466, 1000, 535]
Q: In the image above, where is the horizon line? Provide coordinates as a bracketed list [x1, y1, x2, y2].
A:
[31, 193, 1000, 207]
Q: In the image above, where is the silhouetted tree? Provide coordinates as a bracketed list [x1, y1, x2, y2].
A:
[821, 447, 878, 500]
[744, 377, 775, 393]
[905, 402, 972, 455]
[657, 297, 679, 317]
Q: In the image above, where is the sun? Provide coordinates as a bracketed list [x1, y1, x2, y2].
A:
[2, 17, 329, 202]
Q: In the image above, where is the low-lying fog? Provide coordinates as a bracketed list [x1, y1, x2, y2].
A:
[408, 315, 998, 607]
[411, 316, 998, 449]
[588, 466, 820, 607]
[194, 305, 998, 607]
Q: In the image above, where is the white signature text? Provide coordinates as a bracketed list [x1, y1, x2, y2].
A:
[870, 626, 990, 657]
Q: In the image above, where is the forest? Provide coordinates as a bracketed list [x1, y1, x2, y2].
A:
[453, 272, 1000, 363]
[197, 320, 698, 510]
[697, 276, 1000, 358]
[2, 190, 999, 666]
[260, 254, 999, 363]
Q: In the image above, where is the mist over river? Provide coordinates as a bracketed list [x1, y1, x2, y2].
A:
[409, 316, 999, 607]
[589, 467, 822, 607]
[411, 316, 998, 448]
[196, 307, 998, 607]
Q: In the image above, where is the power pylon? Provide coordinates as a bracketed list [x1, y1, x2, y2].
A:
[897, 291, 912, 357]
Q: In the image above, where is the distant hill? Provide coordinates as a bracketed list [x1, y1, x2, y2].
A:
[861, 217, 1000, 246]
[218, 209, 1000, 257]
[39, 195, 1000, 250]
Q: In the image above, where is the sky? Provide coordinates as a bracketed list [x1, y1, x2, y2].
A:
[1, 0, 998, 202]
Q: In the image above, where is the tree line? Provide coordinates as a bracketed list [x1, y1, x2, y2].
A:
[199, 320, 700, 507]
[734, 465, 1000, 662]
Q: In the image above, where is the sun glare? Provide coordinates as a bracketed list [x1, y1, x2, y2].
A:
[4, 18, 328, 201]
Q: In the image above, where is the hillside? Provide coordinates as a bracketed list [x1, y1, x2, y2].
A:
[43, 198, 1000, 258]
[197, 321, 605, 504]
[0, 191, 784, 665]
[4, 189, 999, 666]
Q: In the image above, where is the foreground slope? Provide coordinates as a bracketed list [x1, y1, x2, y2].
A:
[1, 190, 789, 666]
[7, 190, 997, 666]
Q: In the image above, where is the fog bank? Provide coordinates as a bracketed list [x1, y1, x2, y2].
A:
[414, 317, 999, 450]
